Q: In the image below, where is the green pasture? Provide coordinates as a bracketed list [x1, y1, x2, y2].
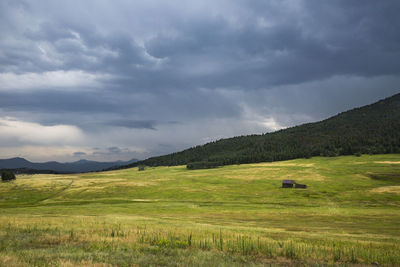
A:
[0, 155, 399, 266]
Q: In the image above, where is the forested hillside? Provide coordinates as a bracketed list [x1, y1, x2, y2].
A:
[124, 93, 400, 169]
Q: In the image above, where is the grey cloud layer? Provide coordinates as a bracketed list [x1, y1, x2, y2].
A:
[0, 0, 399, 161]
[3, 0, 400, 88]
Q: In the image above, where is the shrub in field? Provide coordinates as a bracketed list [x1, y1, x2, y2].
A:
[1, 171, 15, 182]
[187, 161, 221, 170]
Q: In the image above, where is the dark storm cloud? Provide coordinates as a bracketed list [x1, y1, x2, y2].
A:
[105, 120, 181, 130]
[141, 0, 400, 89]
[1, 0, 400, 161]
[0, 90, 117, 113]
[0, 86, 241, 130]
[107, 120, 157, 130]
[108, 147, 122, 154]
[2, 0, 399, 89]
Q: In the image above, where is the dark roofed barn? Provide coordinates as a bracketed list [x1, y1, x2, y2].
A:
[282, 180, 296, 188]
[282, 180, 307, 189]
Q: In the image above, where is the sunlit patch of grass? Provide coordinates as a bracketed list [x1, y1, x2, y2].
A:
[0, 254, 28, 267]
[370, 185, 400, 194]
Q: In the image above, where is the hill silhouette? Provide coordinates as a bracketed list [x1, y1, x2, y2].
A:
[0, 157, 138, 173]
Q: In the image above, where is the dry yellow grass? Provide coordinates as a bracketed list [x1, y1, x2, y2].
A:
[371, 185, 400, 194]
[59, 261, 114, 267]
[0, 254, 29, 267]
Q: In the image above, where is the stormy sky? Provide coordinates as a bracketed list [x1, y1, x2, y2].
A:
[1, 0, 400, 162]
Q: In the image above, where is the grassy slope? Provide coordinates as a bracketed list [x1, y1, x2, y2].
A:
[0, 154, 400, 266]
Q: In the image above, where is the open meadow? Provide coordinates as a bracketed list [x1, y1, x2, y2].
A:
[1, 155, 400, 266]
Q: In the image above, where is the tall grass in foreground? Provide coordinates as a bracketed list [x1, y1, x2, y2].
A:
[1, 222, 399, 266]
[137, 227, 399, 265]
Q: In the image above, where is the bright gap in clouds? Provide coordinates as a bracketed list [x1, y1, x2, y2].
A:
[0, 71, 110, 91]
[0, 116, 83, 145]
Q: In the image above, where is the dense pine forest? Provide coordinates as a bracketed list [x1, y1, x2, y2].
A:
[120, 93, 400, 169]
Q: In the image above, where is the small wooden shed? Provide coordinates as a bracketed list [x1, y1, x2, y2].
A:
[282, 180, 307, 189]
[282, 180, 296, 188]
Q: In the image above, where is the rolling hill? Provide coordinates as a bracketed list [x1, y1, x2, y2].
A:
[0, 157, 138, 173]
[122, 93, 400, 169]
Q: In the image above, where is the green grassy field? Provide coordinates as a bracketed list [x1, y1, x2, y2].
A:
[1, 155, 400, 266]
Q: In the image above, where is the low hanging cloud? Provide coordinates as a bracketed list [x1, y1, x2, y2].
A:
[0, 0, 399, 161]
[73, 151, 87, 157]
[106, 120, 157, 130]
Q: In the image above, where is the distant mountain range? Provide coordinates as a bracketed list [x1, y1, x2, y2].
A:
[117, 92, 400, 169]
[0, 157, 138, 173]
